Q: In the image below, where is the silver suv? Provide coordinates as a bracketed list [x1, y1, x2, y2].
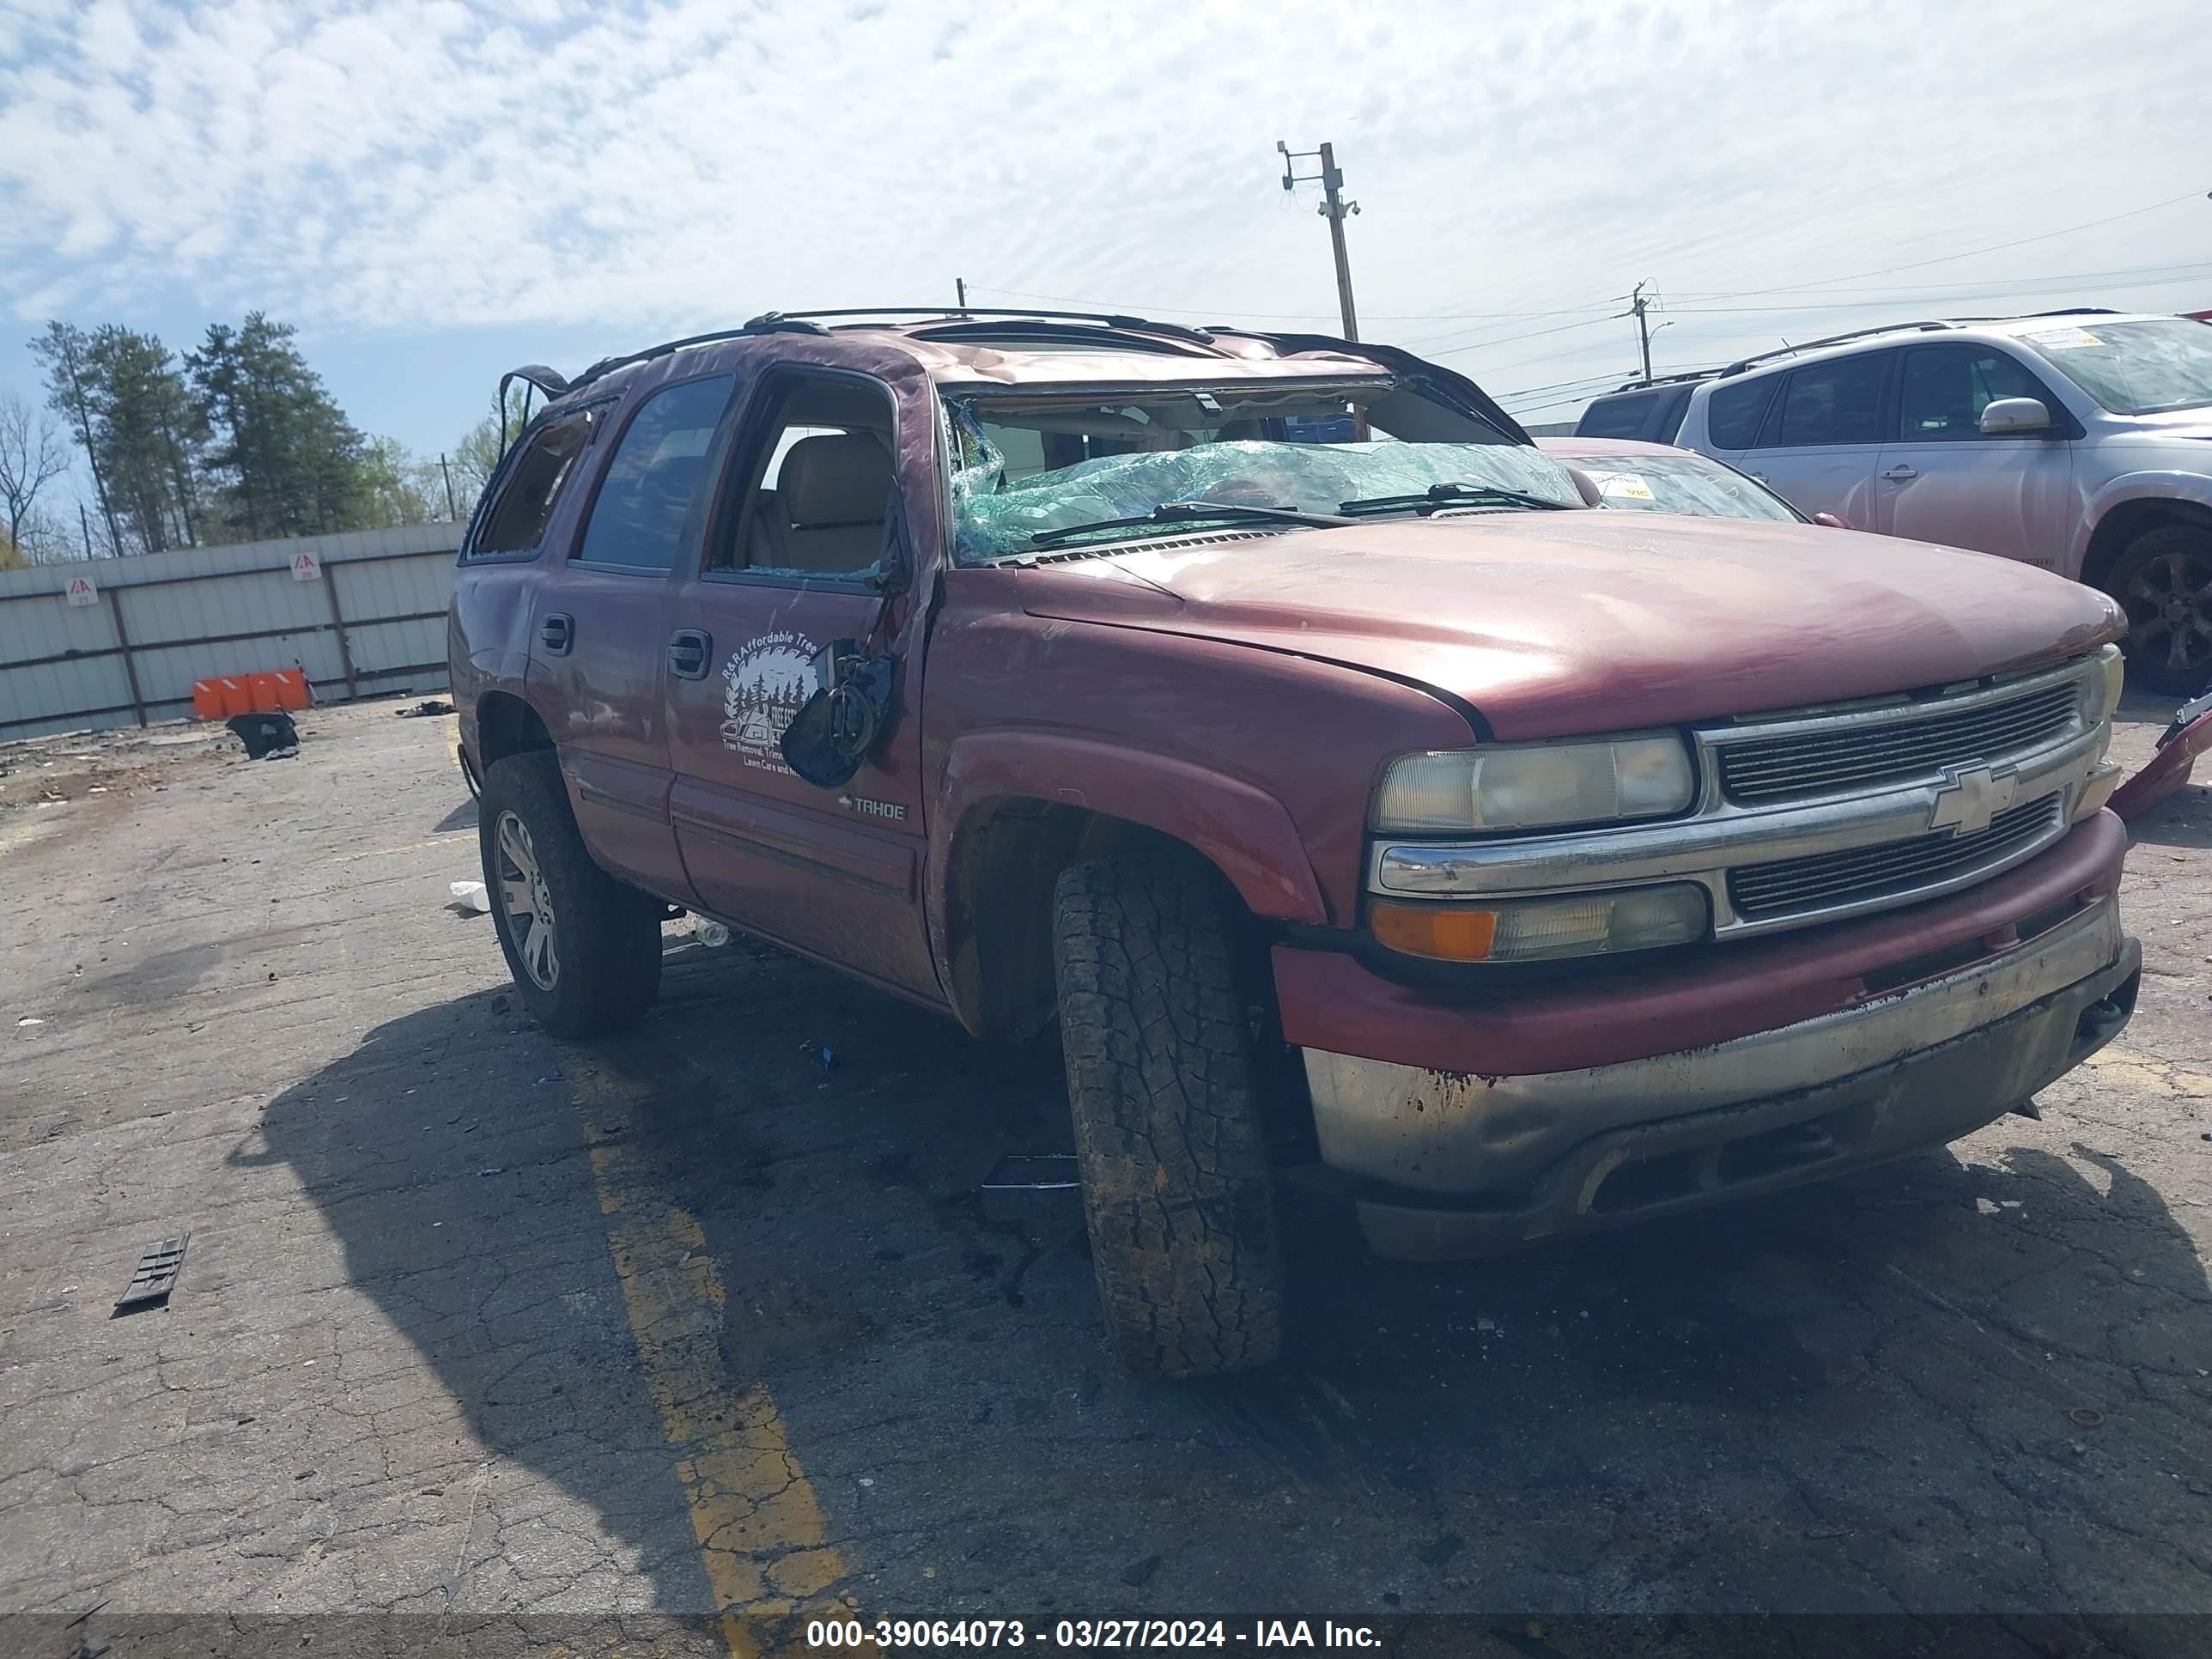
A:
[1661, 310, 2212, 693]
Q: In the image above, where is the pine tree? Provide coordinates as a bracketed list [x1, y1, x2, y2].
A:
[28, 322, 124, 556]
[83, 325, 202, 553]
[188, 313, 374, 542]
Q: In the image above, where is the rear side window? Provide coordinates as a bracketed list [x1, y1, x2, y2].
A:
[1773, 353, 1889, 447]
[1576, 391, 1661, 440]
[470, 411, 594, 557]
[1704, 377, 1777, 449]
[575, 375, 737, 571]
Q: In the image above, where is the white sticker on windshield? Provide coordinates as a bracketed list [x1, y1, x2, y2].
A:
[2024, 327, 2102, 349]
[1589, 470, 1656, 501]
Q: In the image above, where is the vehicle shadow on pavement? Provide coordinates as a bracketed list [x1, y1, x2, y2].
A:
[2123, 791, 2212, 850]
[237, 940, 2212, 1618]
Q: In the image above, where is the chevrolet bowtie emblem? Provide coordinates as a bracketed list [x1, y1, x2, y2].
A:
[1927, 765, 2018, 836]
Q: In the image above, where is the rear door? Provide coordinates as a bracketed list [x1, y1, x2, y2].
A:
[1735, 349, 1894, 526]
[528, 369, 738, 901]
[1875, 343, 2075, 569]
[661, 363, 940, 1000]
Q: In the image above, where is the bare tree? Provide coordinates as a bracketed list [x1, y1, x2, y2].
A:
[0, 392, 70, 552]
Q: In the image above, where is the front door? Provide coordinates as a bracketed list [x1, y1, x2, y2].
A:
[663, 364, 939, 1000]
[1875, 343, 2075, 572]
[529, 369, 740, 902]
[1739, 348, 1894, 528]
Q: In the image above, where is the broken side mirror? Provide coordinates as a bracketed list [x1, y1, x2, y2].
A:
[781, 639, 896, 788]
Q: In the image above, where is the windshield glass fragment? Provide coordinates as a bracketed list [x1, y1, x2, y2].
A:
[945, 380, 1583, 562]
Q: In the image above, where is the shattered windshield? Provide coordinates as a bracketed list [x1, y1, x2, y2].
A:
[945, 379, 1583, 562]
[2016, 318, 2212, 416]
[1565, 452, 1802, 522]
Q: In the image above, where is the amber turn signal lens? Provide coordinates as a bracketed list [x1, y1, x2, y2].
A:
[1370, 902, 1498, 962]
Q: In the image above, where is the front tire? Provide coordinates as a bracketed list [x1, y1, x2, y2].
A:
[2109, 525, 2212, 696]
[477, 753, 663, 1037]
[1052, 852, 1285, 1379]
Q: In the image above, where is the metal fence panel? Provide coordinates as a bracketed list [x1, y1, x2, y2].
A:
[0, 524, 462, 740]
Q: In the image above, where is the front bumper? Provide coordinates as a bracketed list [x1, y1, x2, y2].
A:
[1302, 897, 2139, 1259]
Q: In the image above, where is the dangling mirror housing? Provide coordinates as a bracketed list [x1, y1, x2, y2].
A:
[781, 639, 896, 788]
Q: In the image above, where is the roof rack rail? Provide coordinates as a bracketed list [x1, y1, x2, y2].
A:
[564, 306, 1231, 392]
[1607, 369, 1717, 392]
[1719, 319, 1960, 378]
[568, 319, 831, 392]
[753, 306, 1220, 346]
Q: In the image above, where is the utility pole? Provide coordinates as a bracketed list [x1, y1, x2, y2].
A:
[956, 277, 969, 315]
[78, 500, 95, 560]
[440, 453, 459, 520]
[1278, 140, 1361, 341]
[1625, 281, 1656, 383]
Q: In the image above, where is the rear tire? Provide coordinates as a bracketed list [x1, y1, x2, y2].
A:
[477, 753, 663, 1037]
[2108, 524, 2212, 696]
[1052, 851, 1285, 1379]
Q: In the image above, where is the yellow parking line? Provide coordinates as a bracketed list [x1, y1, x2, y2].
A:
[569, 1056, 851, 1657]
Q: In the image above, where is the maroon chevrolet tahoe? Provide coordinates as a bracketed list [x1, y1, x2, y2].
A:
[450, 308, 2141, 1378]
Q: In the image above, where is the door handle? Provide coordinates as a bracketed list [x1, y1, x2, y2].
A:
[1881, 464, 1918, 482]
[540, 612, 574, 655]
[667, 628, 713, 680]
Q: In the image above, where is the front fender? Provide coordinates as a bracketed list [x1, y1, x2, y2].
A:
[2072, 470, 2212, 571]
[931, 730, 1330, 927]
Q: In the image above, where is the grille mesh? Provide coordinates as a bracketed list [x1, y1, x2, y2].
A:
[1728, 795, 2062, 921]
[1718, 683, 2078, 805]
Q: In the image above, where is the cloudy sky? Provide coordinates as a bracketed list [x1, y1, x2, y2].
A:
[3, 0, 2209, 487]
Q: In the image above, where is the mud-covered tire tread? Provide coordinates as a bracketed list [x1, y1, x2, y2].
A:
[477, 752, 662, 1038]
[1053, 852, 1285, 1379]
[2109, 523, 2212, 697]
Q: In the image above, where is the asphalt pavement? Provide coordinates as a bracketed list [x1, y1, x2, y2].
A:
[2, 696, 2209, 1656]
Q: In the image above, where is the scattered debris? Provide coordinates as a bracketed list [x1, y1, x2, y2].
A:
[225, 712, 299, 760]
[478, 1167, 503, 1177]
[448, 880, 492, 915]
[397, 699, 456, 718]
[1121, 1553, 1161, 1587]
[693, 918, 732, 947]
[799, 1039, 837, 1070]
[17, 1017, 43, 1027]
[113, 1232, 191, 1315]
[2069, 1407, 2106, 1429]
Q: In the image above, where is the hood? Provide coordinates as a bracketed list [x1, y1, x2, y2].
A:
[1017, 513, 2124, 740]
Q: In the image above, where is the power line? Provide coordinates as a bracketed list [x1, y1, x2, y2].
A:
[1676, 190, 2207, 307]
[1669, 258, 2212, 301]
[966, 284, 1600, 325]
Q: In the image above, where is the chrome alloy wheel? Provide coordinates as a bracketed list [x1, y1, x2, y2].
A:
[495, 809, 559, 991]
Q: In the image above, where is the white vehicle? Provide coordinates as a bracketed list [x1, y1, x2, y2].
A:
[1589, 312, 2212, 693]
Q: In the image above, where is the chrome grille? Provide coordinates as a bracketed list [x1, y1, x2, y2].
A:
[1717, 682, 2079, 805]
[1728, 795, 2063, 921]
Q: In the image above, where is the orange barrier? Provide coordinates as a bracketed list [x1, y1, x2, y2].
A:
[192, 669, 313, 720]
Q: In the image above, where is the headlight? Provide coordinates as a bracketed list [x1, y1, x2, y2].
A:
[1370, 884, 1710, 963]
[1372, 735, 1696, 834]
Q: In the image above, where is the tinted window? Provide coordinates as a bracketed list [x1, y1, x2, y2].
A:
[1897, 346, 2051, 440]
[1705, 377, 1778, 449]
[470, 411, 593, 556]
[1576, 390, 1662, 440]
[1773, 353, 1888, 447]
[575, 375, 735, 570]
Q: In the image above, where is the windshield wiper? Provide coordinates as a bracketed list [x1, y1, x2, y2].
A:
[1026, 500, 1352, 549]
[1338, 481, 1575, 516]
